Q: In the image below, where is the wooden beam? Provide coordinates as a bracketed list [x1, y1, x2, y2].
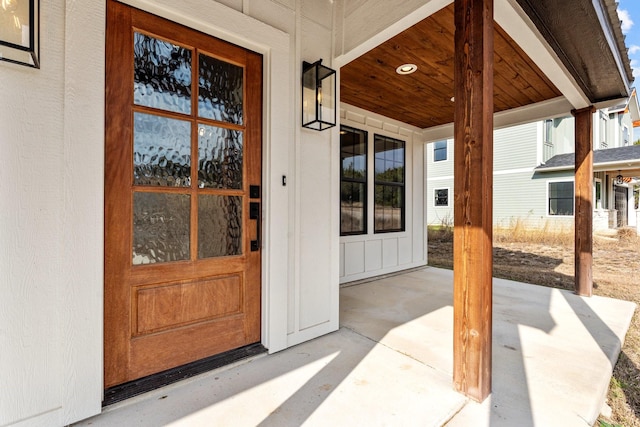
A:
[453, 0, 494, 402]
[573, 106, 595, 297]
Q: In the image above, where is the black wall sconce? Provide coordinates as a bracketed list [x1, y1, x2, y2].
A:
[615, 173, 624, 185]
[302, 59, 336, 131]
[0, 0, 40, 68]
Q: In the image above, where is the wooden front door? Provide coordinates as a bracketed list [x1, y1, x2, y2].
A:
[104, 0, 262, 388]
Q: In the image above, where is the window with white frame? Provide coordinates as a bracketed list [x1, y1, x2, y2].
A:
[543, 119, 553, 143]
[623, 125, 630, 146]
[434, 188, 449, 206]
[542, 119, 554, 162]
[594, 178, 602, 209]
[599, 112, 608, 149]
[548, 181, 574, 216]
[433, 140, 447, 162]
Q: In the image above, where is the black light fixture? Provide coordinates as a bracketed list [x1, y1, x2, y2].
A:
[302, 59, 336, 131]
[0, 0, 40, 68]
[615, 173, 624, 185]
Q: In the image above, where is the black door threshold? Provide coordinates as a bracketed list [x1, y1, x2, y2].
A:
[103, 343, 267, 407]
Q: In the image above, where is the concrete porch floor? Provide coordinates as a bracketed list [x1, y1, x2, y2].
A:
[75, 267, 635, 426]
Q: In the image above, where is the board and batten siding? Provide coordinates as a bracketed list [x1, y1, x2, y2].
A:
[0, 0, 341, 425]
[426, 121, 575, 230]
[339, 104, 426, 284]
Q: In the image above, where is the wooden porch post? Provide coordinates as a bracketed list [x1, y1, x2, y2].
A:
[453, 0, 494, 402]
[573, 107, 595, 297]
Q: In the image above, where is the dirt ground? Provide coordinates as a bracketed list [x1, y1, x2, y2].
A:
[427, 228, 640, 427]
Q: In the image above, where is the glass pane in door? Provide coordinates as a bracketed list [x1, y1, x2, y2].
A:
[133, 112, 191, 187]
[134, 32, 192, 114]
[197, 124, 243, 189]
[198, 53, 243, 124]
[133, 192, 191, 265]
[198, 195, 242, 258]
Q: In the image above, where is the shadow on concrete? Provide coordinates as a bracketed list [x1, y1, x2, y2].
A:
[257, 269, 459, 426]
[75, 247, 632, 426]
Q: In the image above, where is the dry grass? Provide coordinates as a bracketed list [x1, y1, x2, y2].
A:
[427, 225, 640, 426]
[494, 217, 574, 247]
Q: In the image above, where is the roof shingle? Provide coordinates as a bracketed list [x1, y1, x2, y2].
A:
[536, 145, 640, 170]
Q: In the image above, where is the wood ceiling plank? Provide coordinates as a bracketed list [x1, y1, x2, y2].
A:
[494, 26, 560, 101]
[340, 3, 560, 129]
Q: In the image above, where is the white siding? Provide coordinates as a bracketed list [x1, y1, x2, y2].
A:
[493, 122, 549, 228]
[339, 105, 426, 284]
[494, 122, 539, 171]
[0, 2, 67, 425]
[291, 2, 339, 343]
[0, 0, 340, 425]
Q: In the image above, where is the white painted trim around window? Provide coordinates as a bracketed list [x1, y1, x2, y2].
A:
[432, 140, 449, 163]
[434, 187, 450, 207]
[546, 178, 575, 217]
[594, 177, 603, 210]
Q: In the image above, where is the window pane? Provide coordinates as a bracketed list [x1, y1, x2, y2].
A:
[133, 112, 191, 187]
[549, 182, 573, 198]
[340, 127, 367, 180]
[549, 199, 574, 216]
[133, 192, 190, 265]
[375, 184, 403, 232]
[435, 189, 448, 206]
[340, 182, 365, 234]
[548, 182, 574, 215]
[434, 140, 447, 162]
[544, 120, 553, 143]
[374, 135, 404, 183]
[623, 126, 629, 145]
[342, 153, 366, 179]
[198, 195, 243, 258]
[134, 32, 192, 114]
[340, 126, 367, 235]
[199, 53, 244, 124]
[198, 124, 243, 189]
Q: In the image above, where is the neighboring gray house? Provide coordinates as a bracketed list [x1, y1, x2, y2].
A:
[426, 91, 640, 231]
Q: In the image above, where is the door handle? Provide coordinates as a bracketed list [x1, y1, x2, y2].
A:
[250, 202, 260, 251]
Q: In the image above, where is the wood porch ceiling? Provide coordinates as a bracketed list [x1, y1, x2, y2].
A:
[340, 4, 561, 129]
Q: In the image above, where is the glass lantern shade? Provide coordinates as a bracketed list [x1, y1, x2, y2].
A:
[0, 0, 40, 68]
[302, 60, 336, 131]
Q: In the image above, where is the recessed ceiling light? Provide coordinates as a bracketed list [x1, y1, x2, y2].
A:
[396, 64, 417, 75]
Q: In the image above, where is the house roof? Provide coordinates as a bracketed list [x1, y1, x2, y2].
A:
[515, 0, 633, 102]
[536, 145, 640, 173]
